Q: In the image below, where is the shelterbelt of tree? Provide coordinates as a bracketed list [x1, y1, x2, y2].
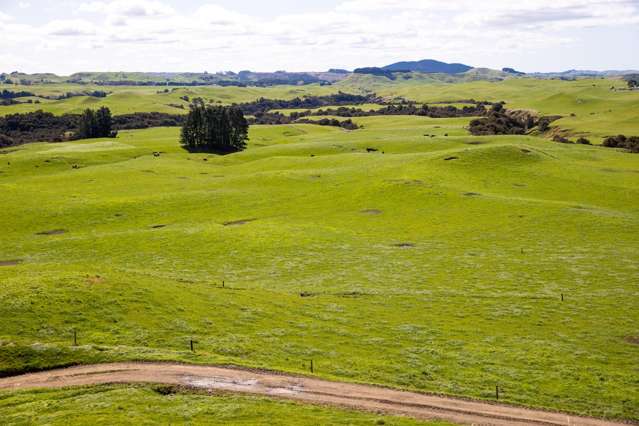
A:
[0, 363, 629, 426]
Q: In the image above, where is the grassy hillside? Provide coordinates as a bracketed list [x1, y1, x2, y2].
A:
[1, 115, 638, 421]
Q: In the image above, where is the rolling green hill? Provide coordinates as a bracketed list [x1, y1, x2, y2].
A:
[1, 111, 638, 422]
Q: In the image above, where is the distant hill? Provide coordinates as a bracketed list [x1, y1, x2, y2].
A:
[382, 59, 472, 74]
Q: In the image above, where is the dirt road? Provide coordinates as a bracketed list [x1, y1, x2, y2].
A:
[0, 363, 628, 426]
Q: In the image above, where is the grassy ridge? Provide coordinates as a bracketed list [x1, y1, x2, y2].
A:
[1, 116, 638, 420]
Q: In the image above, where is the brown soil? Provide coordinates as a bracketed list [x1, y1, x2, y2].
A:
[35, 229, 68, 236]
[625, 336, 639, 345]
[0, 259, 23, 267]
[0, 363, 627, 426]
[393, 243, 415, 248]
[223, 218, 257, 226]
[361, 209, 383, 215]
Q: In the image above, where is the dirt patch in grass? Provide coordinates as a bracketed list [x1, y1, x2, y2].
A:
[625, 336, 639, 345]
[0, 259, 23, 267]
[336, 291, 368, 298]
[444, 156, 459, 161]
[85, 275, 105, 285]
[361, 209, 383, 215]
[223, 218, 257, 227]
[521, 149, 532, 154]
[464, 192, 481, 197]
[465, 141, 485, 145]
[150, 225, 167, 229]
[36, 229, 68, 236]
[393, 243, 415, 248]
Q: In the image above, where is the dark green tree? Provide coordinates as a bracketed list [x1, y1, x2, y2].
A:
[95, 107, 113, 137]
[77, 107, 114, 139]
[180, 99, 248, 153]
[77, 109, 97, 139]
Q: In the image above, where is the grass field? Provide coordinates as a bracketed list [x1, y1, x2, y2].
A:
[1, 109, 638, 422]
[0, 384, 452, 425]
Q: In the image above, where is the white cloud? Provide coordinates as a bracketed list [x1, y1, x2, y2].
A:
[18, 2, 31, 9]
[2, 0, 638, 74]
[45, 19, 97, 36]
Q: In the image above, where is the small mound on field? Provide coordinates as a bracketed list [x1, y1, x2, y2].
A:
[36, 229, 68, 236]
[223, 218, 257, 226]
[393, 243, 415, 248]
[464, 192, 481, 197]
[0, 259, 23, 266]
[361, 209, 383, 215]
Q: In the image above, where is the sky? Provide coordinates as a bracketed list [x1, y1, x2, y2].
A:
[1, 0, 638, 75]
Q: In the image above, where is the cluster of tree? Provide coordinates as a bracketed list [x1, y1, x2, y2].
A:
[295, 118, 359, 130]
[603, 135, 639, 153]
[0, 109, 192, 147]
[628, 79, 638, 89]
[236, 92, 377, 115]
[77, 107, 116, 139]
[469, 104, 560, 135]
[1, 89, 35, 99]
[180, 99, 248, 153]
[113, 112, 186, 129]
[0, 110, 79, 145]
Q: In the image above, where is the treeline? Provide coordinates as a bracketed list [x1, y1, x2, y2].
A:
[303, 103, 488, 119]
[295, 118, 359, 130]
[236, 92, 377, 115]
[113, 112, 186, 129]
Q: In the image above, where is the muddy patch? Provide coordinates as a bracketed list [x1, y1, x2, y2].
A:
[393, 243, 415, 248]
[0, 259, 23, 267]
[361, 209, 382, 215]
[625, 336, 639, 345]
[444, 156, 458, 161]
[36, 229, 68, 236]
[336, 291, 368, 298]
[386, 179, 423, 186]
[223, 218, 257, 227]
[86, 275, 105, 284]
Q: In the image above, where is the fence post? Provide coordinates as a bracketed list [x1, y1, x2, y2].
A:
[496, 385, 499, 400]
[310, 359, 314, 373]
[73, 329, 77, 346]
[190, 339, 194, 352]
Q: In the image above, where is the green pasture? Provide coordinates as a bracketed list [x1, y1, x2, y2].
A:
[1, 114, 638, 422]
